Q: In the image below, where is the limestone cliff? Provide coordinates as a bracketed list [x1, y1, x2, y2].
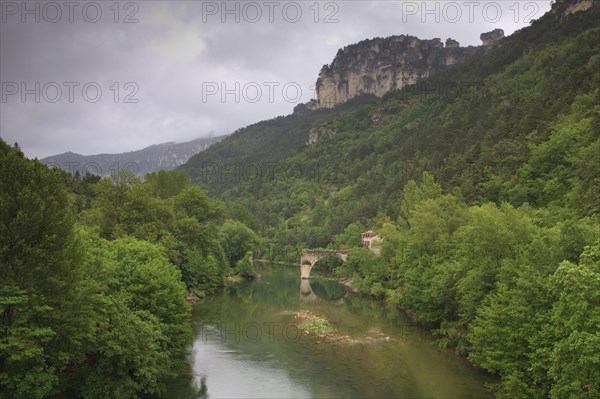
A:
[480, 29, 505, 47]
[552, 0, 597, 16]
[315, 32, 501, 109]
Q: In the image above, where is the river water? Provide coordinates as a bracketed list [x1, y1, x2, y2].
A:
[165, 263, 492, 398]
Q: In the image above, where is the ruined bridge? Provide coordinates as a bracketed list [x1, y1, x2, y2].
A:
[300, 250, 348, 279]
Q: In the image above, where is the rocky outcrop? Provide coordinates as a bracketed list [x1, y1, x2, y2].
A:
[480, 29, 505, 47]
[307, 122, 337, 145]
[445, 38, 460, 48]
[315, 31, 502, 109]
[552, 0, 597, 15]
[293, 99, 318, 115]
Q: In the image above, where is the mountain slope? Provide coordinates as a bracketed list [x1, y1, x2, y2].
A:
[42, 136, 225, 176]
[180, 1, 599, 230]
[179, 4, 600, 397]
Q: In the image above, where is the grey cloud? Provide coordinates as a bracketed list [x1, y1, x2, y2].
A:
[0, 1, 551, 158]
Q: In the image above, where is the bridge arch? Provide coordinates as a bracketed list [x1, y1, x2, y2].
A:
[300, 279, 345, 306]
[300, 250, 348, 279]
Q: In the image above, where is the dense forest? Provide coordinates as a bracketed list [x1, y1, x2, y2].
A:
[0, 141, 262, 398]
[1, 1, 599, 398]
[178, 4, 600, 398]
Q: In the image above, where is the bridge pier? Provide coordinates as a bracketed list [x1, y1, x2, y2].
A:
[301, 263, 313, 279]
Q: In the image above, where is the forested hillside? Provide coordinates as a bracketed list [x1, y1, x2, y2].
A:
[179, 3, 600, 398]
[181, 3, 599, 240]
[2, 1, 599, 398]
[0, 142, 261, 398]
[180, 3, 599, 247]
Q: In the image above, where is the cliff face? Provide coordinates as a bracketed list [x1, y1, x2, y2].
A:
[315, 33, 500, 109]
[552, 0, 596, 15]
[480, 29, 505, 47]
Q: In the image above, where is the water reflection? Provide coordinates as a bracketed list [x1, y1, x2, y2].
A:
[189, 325, 311, 399]
[165, 264, 493, 399]
[300, 278, 346, 305]
[191, 376, 208, 399]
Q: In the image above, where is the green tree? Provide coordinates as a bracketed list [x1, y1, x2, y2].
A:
[218, 219, 258, 268]
[76, 230, 192, 397]
[0, 140, 92, 398]
[145, 170, 189, 199]
[549, 241, 600, 399]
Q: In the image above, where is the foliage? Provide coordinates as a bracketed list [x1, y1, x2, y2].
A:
[175, 11, 600, 394]
[218, 219, 258, 268]
[235, 252, 257, 279]
[1, 140, 84, 398]
[0, 141, 246, 397]
[297, 312, 337, 336]
[2, 5, 600, 398]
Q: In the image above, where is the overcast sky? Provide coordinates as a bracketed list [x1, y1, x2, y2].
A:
[1, 0, 552, 158]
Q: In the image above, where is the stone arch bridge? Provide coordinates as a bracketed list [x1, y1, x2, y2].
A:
[300, 250, 348, 279]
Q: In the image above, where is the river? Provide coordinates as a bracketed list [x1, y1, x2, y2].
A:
[165, 263, 492, 398]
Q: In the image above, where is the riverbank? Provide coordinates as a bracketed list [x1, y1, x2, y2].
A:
[252, 257, 296, 266]
[165, 262, 493, 398]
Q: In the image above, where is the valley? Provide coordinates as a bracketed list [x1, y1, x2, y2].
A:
[1, 1, 599, 398]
